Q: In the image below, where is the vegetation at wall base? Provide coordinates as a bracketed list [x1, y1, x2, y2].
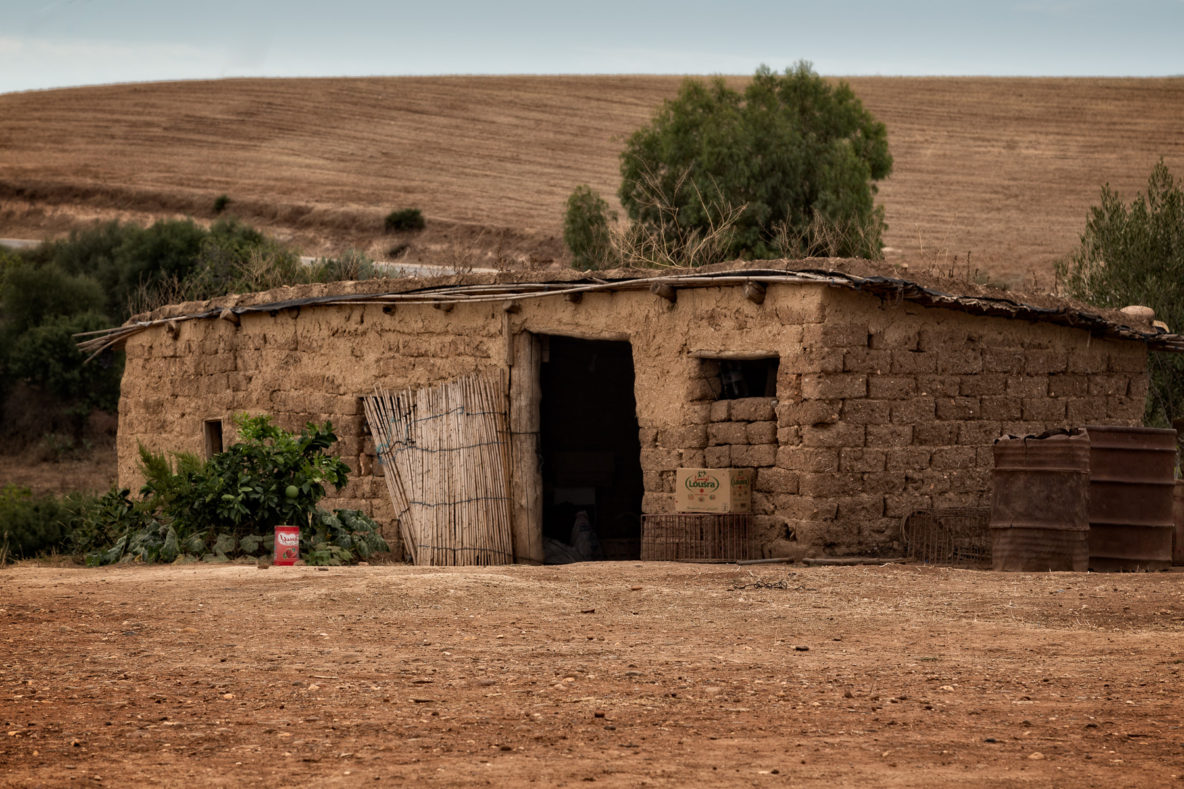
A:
[385, 207, 426, 232]
[1057, 160, 1184, 429]
[0, 415, 387, 566]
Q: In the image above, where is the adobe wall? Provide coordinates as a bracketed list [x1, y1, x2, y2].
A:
[117, 281, 1149, 559]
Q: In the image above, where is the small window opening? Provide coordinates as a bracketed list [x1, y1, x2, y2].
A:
[203, 419, 224, 458]
[714, 357, 779, 399]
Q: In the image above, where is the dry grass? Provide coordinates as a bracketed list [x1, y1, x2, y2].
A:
[2, 75, 1183, 286]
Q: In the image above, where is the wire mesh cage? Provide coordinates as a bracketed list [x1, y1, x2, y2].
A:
[641, 513, 754, 562]
[900, 507, 991, 566]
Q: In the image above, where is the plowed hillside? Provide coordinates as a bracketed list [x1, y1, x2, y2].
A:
[2, 75, 1183, 285]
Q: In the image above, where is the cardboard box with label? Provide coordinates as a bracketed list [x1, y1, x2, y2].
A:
[675, 468, 754, 514]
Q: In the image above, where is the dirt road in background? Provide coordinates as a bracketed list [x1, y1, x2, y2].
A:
[2, 562, 1182, 786]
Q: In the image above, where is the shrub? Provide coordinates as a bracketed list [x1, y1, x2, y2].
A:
[213, 194, 231, 214]
[8, 311, 124, 411]
[563, 185, 616, 270]
[0, 485, 69, 563]
[83, 414, 387, 566]
[385, 207, 426, 232]
[618, 62, 892, 263]
[1057, 160, 1184, 428]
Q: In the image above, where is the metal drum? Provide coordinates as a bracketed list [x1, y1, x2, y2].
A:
[990, 432, 1091, 572]
[1172, 480, 1184, 566]
[1085, 425, 1177, 572]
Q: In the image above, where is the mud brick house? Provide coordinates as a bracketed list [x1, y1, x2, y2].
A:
[85, 262, 1184, 563]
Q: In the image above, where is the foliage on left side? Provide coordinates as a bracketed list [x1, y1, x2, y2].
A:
[0, 414, 389, 567]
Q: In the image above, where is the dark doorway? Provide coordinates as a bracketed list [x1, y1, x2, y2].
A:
[539, 336, 644, 561]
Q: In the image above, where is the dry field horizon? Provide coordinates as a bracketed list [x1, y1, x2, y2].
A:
[2, 75, 1184, 289]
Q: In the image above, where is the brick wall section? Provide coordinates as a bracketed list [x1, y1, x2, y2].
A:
[770, 288, 1148, 555]
[118, 281, 1150, 560]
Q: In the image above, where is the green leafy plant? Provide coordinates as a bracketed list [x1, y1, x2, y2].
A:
[213, 194, 231, 214]
[82, 415, 386, 566]
[0, 485, 69, 563]
[1057, 160, 1184, 428]
[564, 185, 617, 270]
[617, 62, 892, 263]
[385, 207, 426, 232]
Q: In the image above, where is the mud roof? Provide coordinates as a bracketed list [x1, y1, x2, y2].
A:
[77, 261, 1184, 359]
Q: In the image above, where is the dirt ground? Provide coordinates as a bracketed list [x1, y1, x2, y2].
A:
[2, 561, 1181, 787]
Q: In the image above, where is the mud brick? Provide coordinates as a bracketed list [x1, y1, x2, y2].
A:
[958, 420, 1006, 445]
[798, 472, 863, 497]
[704, 445, 731, 468]
[915, 374, 961, 397]
[729, 397, 777, 422]
[802, 422, 865, 447]
[839, 447, 887, 473]
[749, 492, 776, 516]
[979, 395, 1022, 421]
[935, 397, 980, 420]
[777, 447, 839, 473]
[1022, 397, 1067, 422]
[890, 397, 936, 423]
[884, 447, 931, 471]
[640, 446, 681, 469]
[867, 376, 916, 399]
[1000, 421, 1047, 438]
[1007, 376, 1048, 397]
[687, 377, 721, 401]
[1088, 375, 1127, 397]
[774, 298, 826, 325]
[707, 421, 749, 446]
[891, 349, 938, 374]
[820, 322, 869, 347]
[835, 495, 885, 522]
[1067, 346, 1110, 375]
[959, 374, 1006, 397]
[800, 346, 845, 373]
[638, 427, 658, 448]
[931, 446, 978, 470]
[843, 348, 892, 374]
[1107, 350, 1147, 373]
[1107, 395, 1144, 419]
[709, 400, 731, 422]
[982, 348, 1025, 373]
[733, 444, 776, 467]
[778, 400, 840, 426]
[1127, 376, 1150, 400]
[938, 351, 983, 375]
[746, 420, 778, 444]
[866, 424, 913, 447]
[641, 492, 675, 514]
[777, 426, 801, 445]
[754, 467, 799, 495]
[861, 472, 908, 495]
[643, 469, 673, 493]
[934, 491, 987, 509]
[683, 402, 712, 425]
[802, 373, 867, 400]
[1047, 375, 1089, 398]
[678, 449, 706, 468]
[912, 421, 960, 446]
[841, 399, 892, 425]
[662, 424, 708, 449]
[1024, 349, 1068, 375]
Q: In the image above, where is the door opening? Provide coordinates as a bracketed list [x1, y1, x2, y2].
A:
[539, 336, 644, 562]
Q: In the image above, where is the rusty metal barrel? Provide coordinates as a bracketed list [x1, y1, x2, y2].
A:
[990, 431, 1091, 572]
[1085, 425, 1177, 572]
[1173, 481, 1184, 566]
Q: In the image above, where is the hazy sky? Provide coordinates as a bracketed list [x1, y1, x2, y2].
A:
[2, 0, 1181, 94]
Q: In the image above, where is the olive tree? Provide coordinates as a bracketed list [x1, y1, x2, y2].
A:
[616, 62, 893, 263]
[1057, 160, 1184, 427]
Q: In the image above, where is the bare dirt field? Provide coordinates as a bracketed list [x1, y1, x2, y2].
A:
[2, 76, 1184, 286]
[2, 561, 1182, 787]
